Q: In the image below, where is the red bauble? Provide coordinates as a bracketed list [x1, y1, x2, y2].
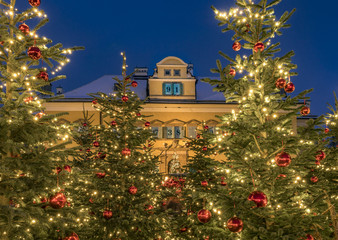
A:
[24, 96, 34, 103]
[129, 185, 138, 195]
[110, 120, 117, 126]
[29, 0, 41, 7]
[197, 209, 212, 223]
[103, 210, 113, 220]
[185, 142, 190, 147]
[122, 96, 128, 102]
[49, 192, 67, 209]
[82, 122, 87, 127]
[220, 180, 227, 186]
[229, 69, 236, 77]
[98, 152, 106, 159]
[284, 82, 295, 93]
[204, 125, 209, 130]
[248, 191, 268, 207]
[202, 146, 208, 151]
[64, 165, 71, 173]
[275, 78, 286, 89]
[92, 99, 98, 104]
[253, 42, 265, 52]
[180, 227, 188, 232]
[93, 141, 100, 147]
[36, 71, 49, 81]
[232, 42, 241, 51]
[311, 176, 318, 183]
[56, 167, 62, 174]
[324, 128, 330, 133]
[131, 81, 138, 87]
[300, 106, 310, 116]
[19, 23, 30, 35]
[275, 152, 292, 167]
[96, 172, 106, 178]
[136, 112, 141, 117]
[145, 121, 150, 127]
[201, 181, 208, 187]
[227, 217, 243, 233]
[63, 233, 79, 240]
[315, 150, 326, 161]
[306, 234, 314, 240]
[196, 134, 201, 139]
[315, 160, 320, 165]
[28, 46, 41, 60]
[122, 148, 131, 156]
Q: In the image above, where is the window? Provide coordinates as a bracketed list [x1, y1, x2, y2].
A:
[174, 69, 181, 76]
[187, 126, 197, 138]
[164, 69, 171, 76]
[174, 126, 185, 139]
[163, 126, 185, 139]
[163, 127, 174, 139]
[162, 82, 183, 96]
[152, 127, 162, 139]
[113, 83, 122, 91]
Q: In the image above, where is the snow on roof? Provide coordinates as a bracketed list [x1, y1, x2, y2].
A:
[64, 75, 148, 100]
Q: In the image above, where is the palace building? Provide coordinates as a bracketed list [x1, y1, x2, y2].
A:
[44, 56, 305, 174]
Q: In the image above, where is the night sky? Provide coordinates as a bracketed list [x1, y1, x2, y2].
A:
[18, 0, 338, 115]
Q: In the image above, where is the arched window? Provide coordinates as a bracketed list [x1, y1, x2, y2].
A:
[186, 119, 201, 138]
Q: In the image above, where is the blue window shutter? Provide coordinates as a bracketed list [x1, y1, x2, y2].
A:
[180, 82, 183, 95]
[162, 83, 165, 95]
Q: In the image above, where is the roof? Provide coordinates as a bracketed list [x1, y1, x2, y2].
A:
[63, 75, 225, 102]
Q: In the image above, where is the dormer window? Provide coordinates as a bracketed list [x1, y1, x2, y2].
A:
[163, 82, 183, 96]
[164, 69, 171, 76]
[174, 69, 181, 76]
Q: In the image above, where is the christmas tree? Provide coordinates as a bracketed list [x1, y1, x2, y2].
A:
[198, 0, 335, 239]
[0, 0, 82, 239]
[71, 52, 168, 239]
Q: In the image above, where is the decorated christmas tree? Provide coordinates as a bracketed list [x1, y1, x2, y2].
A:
[0, 0, 82, 239]
[197, 0, 336, 239]
[71, 52, 168, 239]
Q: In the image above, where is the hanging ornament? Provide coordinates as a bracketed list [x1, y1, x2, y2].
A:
[204, 125, 209, 130]
[196, 134, 201, 139]
[49, 192, 67, 209]
[310, 176, 318, 183]
[56, 167, 62, 174]
[136, 112, 141, 117]
[300, 106, 310, 116]
[315, 150, 326, 161]
[232, 42, 241, 51]
[248, 191, 268, 207]
[131, 81, 138, 87]
[220, 177, 227, 186]
[24, 96, 34, 103]
[180, 227, 188, 232]
[96, 172, 106, 178]
[128, 185, 138, 195]
[197, 209, 212, 223]
[324, 128, 330, 134]
[19, 23, 30, 35]
[103, 210, 113, 220]
[253, 42, 265, 52]
[227, 217, 243, 233]
[229, 69, 236, 77]
[28, 46, 42, 60]
[145, 121, 150, 127]
[29, 0, 41, 7]
[201, 181, 208, 187]
[275, 78, 286, 89]
[110, 120, 117, 126]
[125, 77, 131, 82]
[122, 96, 128, 102]
[92, 99, 98, 105]
[121, 148, 131, 156]
[64, 165, 71, 173]
[93, 141, 100, 147]
[36, 71, 49, 81]
[98, 152, 106, 159]
[202, 146, 208, 151]
[82, 122, 88, 127]
[275, 152, 292, 167]
[185, 142, 190, 147]
[284, 82, 295, 93]
[306, 234, 314, 240]
[63, 232, 79, 240]
[315, 160, 320, 165]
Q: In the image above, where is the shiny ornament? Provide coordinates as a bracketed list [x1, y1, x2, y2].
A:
[185, 142, 190, 147]
[129, 185, 138, 195]
[98, 152, 106, 159]
[82, 122, 87, 127]
[300, 106, 310, 116]
[197, 209, 212, 223]
[122, 148, 131, 156]
[201, 181, 208, 187]
[145, 121, 150, 127]
[29, 0, 41, 7]
[136, 112, 141, 117]
[275, 78, 286, 89]
[28, 46, 41, 60]
[227, 217, 243, 233]
[24, 96, 34, 103]
[253, 42, 265, 52]
[49, 192, 67, 209]
[131, 81, 138, 87]
[248, 191, 268, 207]
[103, 210, 113, 220]
[180, 227, 188, 232]
[64, 165, 71, 173]
[220, 180, 227, 186]
[204, 125, 209, 130]
[36, 71, 49, 81]
[110, 120, 117, 126]
[284, 82, 295, 93]
[96, 172, 106, 178]
[92, 99, 98, 104]
[229, 69, 236, 77]
[19, 23, 30, 35]
[232, 42, 241, 51]
[315, 150, 326, 161]
[63, 232, 79, 240]
[275, 152, 292, 167]
[93, 141, 100, 147]
[196, 134, 201, 139]
[122, 96, 128, 102]
[202, 146, 207, 151]
[311, 176, 318, 183]
[306, 234, 314, 240]
[324, 128, 330, 133]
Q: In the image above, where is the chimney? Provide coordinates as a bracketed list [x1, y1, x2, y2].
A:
[56, 86, 63, 95]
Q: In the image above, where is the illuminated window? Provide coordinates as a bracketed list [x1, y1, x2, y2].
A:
[162, 82, 183, 96]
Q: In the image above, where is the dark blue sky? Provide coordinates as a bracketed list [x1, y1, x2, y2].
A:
[20, 0, 338, 115]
